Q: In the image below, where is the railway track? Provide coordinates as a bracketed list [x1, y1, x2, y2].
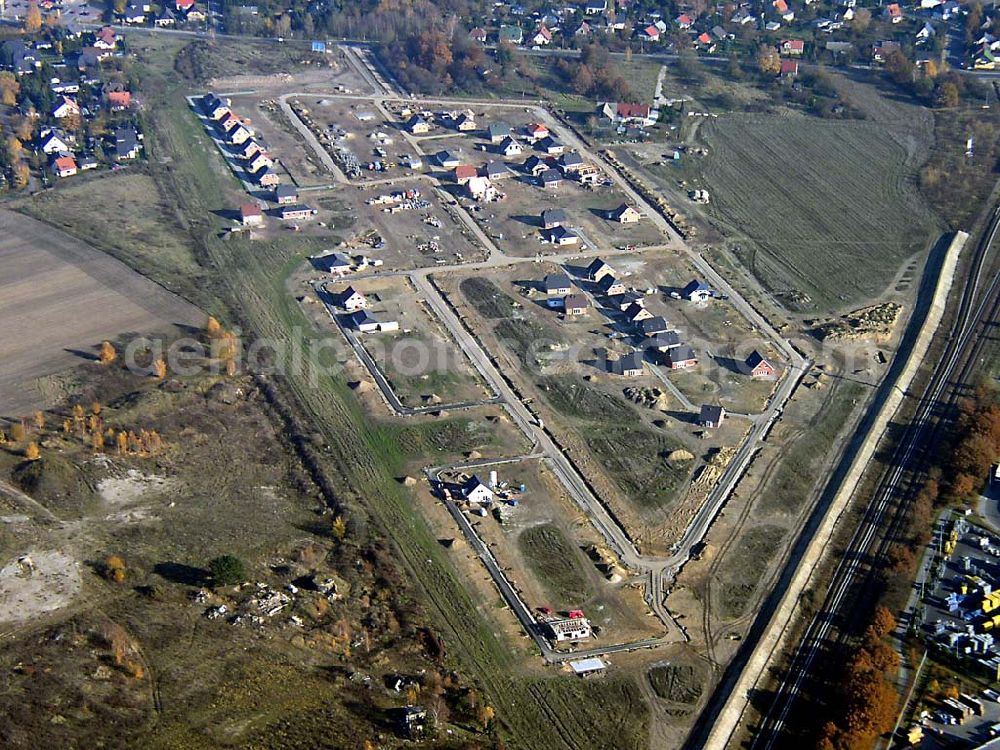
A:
[751, 211, 1000, 748]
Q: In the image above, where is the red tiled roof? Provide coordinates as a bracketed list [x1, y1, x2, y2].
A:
[107, 90, 131, 107]
[54, 156, 76, 171]
[616, 102, 650, 118]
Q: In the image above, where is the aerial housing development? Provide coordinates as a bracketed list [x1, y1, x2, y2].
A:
[0, 0, 998, 748]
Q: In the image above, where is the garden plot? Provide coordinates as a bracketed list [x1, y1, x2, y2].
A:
[434, 459, 665, 645]
[335, 276, 492, 407]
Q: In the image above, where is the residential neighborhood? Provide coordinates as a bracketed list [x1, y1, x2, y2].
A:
[0, 6, 994, 750]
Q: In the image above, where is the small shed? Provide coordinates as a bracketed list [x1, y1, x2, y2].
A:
[569, 657, 607, 677]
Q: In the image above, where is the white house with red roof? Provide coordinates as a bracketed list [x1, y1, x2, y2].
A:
[105, 90, 131, 110]
[239, 203, 264, 227]
[525, 123, 549, 141]
[597, 101, 656, 127]
[94, 26, 117, 50]
[780, 39, 805, 55]
[675, 13, 693, 29]
[52, 155, 78, 178]
[639, 24, 660, 41]
[745, 351, 776, 378]
[532, 25, 553, 45]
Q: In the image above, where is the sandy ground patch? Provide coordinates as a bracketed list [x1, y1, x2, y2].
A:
[97, 469, 173, 506]
[0, 550, 81, 624]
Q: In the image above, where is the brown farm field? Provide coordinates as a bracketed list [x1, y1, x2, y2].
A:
[659, 113, 942, 314]
[0, 210, 203, 415]
[17, 172, 211, 303]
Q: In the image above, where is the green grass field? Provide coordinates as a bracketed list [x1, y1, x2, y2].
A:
[713, 524, 787, 620]
[648, 663, 706, 704]
[14, 35, 651, 750]
[585, 426, 688, 509]
[517, 523, 594, 609]
[460, 277, 519, 319]
[18, 171, 215, 310]
[695, 113, 941, 313]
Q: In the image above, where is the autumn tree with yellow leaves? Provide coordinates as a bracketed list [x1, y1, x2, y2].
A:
[98, 341, 117, 365]
[0, 73, 20, 107]
[477, 705, 495, 731]
[23, 1, 41, 33]
[331, 515, 347, 540]
[206, 316, 222, 338]
[23, 442, 40, 460]
[105, 555, 126, 584]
